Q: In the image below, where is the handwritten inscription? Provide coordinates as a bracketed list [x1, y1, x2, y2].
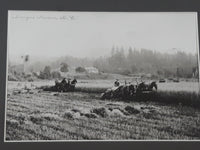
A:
[11, 15, 75, 21]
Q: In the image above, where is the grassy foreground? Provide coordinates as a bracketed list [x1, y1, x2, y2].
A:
[5, 88, 200, 141]
[152, 91, 200, 108]
[75, 86, 200, 108]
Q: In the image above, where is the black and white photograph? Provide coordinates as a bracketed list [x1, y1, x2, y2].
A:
[5, 11, 200, 141]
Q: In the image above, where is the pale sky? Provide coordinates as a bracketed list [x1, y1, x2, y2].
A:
[8, 11, 199, 59]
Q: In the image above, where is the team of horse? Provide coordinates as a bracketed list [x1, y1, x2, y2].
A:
[43, 78, 77, 92]
[100, 81, 157, 100]
[43, 78, 157, 100]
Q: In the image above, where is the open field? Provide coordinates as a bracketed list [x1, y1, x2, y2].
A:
[5, 80, 200, 141]
[8, 79, 200, 92]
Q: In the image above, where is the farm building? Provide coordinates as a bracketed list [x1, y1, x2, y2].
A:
[85, 67, 99, 74]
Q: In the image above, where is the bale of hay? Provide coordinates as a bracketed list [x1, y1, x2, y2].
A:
[8, 74, 18, 81]
[6, 119, 20, 127]
[108, 107, 129, 116]
[21, 89, 29, 94]
[84, 113, 98, 118]
[13, 90, 21, 95]
[91, 107, 109, 118]
[29, 115, 43, 124]
[79, 108, 91, 114]
[42, 113, 61, 121]
[32, 110, 41, 114]
[73, 112, 81, 119]
[71, 108, 81, 113]
[29, 91, 35, 94]
[109, 109, 125, 117]
[124, 106, 140, 114]
[16, 115, 26, 124]
[63, 110, 82, 119]
[63, 111, 74, 119]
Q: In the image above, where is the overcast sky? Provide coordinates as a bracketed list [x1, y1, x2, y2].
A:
[8, 11, 198, 60]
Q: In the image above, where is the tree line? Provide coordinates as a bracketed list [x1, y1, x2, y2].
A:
[9, 47, 199, 79]
[93, 47, 199, 78]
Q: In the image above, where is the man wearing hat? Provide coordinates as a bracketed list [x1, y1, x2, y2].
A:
[114, 79, 120, 87]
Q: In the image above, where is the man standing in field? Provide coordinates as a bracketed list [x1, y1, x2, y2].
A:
[61, 78, 67, 85]
[114, 79, 120, 87]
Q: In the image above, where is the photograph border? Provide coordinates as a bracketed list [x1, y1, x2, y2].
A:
[3, 11, 200, 143]
[1, 0, 200, 149]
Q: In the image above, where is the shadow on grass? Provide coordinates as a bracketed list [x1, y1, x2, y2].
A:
[125, 91, 200, 109]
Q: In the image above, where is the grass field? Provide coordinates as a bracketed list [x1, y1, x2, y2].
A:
[5, 80, 200, 141]
[8, 79, 200, 92]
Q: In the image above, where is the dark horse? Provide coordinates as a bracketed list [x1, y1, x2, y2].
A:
[136, 81, 157, 93]
[69, 79, 77, 91]
[44, 78, 77, 92]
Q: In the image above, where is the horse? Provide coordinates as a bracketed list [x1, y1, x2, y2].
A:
[148, 81, 157, 91]
[136, 81, 157, 93]
[69, 79, 77, 91]
[71, 79, 77, 85]
[43, 78, 77, 92]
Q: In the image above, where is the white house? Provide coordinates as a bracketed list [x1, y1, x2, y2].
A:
[85, 67, 99, 74]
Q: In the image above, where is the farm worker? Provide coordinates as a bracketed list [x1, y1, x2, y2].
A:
[55, 79, 59, 86]
[67, 78, 71, 85]
[125, 80, 127, 85]
[61, 78, 67, 85]
[114, 79, 120, 87]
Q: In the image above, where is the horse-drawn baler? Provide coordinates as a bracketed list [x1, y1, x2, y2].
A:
[101, 81, 157, 100]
